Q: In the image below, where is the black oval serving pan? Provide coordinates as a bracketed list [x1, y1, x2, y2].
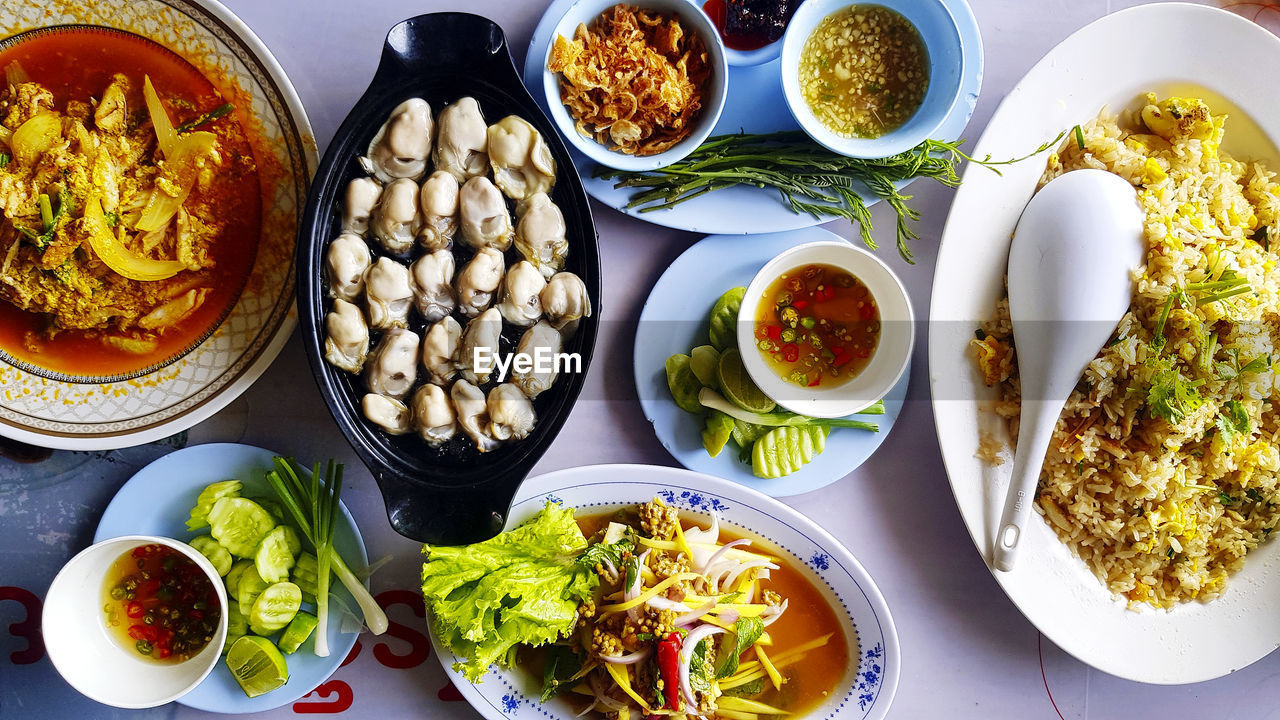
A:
[297, 13, 600, 545]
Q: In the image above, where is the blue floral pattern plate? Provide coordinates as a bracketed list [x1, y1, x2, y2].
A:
[426, 463, 901, 720]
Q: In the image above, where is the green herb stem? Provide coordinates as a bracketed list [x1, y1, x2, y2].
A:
[175, 102, 234, 133]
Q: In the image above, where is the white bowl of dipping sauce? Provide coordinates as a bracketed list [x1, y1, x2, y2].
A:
[737, 240, 914, 417]
[43, 535, 228, 709]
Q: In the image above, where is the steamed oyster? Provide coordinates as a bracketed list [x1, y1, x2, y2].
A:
[514, 192, 568, 279]
[422, 315, 462, 386]
[364, 327, 419, 399]
[418, 170, 459, 251]
[541, 271, 591, 333]
[454, 246, 505, 318]
[363, 256, 414, 329]
[458, 307, 502, 385]
[411, 384, 456, 446]
[458, 176, 513, 250]
[496, 260, 546, 327]
[409, 248, 456, 323]
[371, 177, 422, 254]
[433, 97, 489, 183]
[487, 383, 536, 441]
[451, 379, 500, 452]
[362, 393, 411, 435]
[487, 115, 555, 201]
[323, 297, 369, 374]
[361, 98, 434, 182]
[511, 320, 562, 399]
[326, 232, 371, 302]
[342, 177, 381, 235]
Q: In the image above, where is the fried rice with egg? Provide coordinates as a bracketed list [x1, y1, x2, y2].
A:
[973, 94, 1280, 607]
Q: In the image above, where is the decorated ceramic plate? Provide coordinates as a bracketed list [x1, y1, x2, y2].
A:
[427, 463, 901, 720]
[0, 0, 315, 450]
[522, 0, 982, 234]
[95, 443, 368, 713]
[635, 227, 906, 496]
[930, 3, 1280, 684]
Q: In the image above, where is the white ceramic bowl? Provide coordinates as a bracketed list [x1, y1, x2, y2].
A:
[43, 535, 228, 709]
[780, 0, 965, 158]
[738, 240, 913, 417]
[542, 0, 729, 171]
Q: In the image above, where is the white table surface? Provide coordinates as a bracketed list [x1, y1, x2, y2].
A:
[4, 0, 1280, 717]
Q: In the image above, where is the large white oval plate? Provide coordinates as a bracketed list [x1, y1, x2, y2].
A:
[427, 463, 901, 720]
[0, 0, 315, 450]
[929, 3, 1280, 684]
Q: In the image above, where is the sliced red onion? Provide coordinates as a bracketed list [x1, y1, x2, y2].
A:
[673, 600, 716, 627]
[598, 647, 652, 665]
[574, 700, 598, 717]
[588, 672, 626, 711]
[717, 609, 740, 624]
[679, 624, 725, 709]
[626, 550, 650, 621]
[646, 595, 693, 613]
[699, 538, 752, 574]
[720, 559, 779, 592]
[761, 598, 790, 627]
[683, 514, 720, 568]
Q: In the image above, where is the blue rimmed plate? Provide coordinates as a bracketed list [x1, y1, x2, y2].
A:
[95, 443, 368, 713]
[428, 463, 901, 720]
[523, 0, 983, 234]
[635, 227, 907, 496]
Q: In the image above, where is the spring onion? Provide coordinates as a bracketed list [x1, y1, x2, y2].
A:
[699, 388, 880, 430]
[265, 457, 388, 656]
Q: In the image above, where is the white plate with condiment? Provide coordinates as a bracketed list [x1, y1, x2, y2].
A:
[0, 0, 315, 450]
[929, 3, 1280, 683]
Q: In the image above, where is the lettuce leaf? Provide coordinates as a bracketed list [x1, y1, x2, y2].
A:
[421, 503, 597, 682]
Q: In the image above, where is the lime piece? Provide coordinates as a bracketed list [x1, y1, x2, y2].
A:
[249, 582, 302, 636]
[752, 426, 829, 479]
[717, 348, 775, 414]
[255, 526, 298, 583]
[689, 345, 721, 389]
[702, 411, 734, 458]
[188, 535, 233, 576]
[225, 635, 289, 698]
[708, 287, 745, 352]
[665, 354, 703, 414]
[186, 480, 242, 531]
[278, 612, 319, 655]
[208, 497, 276, 558]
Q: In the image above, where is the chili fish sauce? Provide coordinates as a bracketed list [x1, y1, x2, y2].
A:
[753, 263, 880, 388]
[101, 544, 220, 663]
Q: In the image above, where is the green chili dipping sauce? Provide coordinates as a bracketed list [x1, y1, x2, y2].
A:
[753, 263, 880, 388]
[102, 544, 220, 662]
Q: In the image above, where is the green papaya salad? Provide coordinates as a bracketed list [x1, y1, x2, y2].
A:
[665, 287, 881, 478]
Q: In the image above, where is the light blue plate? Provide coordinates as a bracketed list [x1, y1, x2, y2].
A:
[633, 228, 907, 496]
[94, 443, 368, 714]
[523, 0, 984, 234]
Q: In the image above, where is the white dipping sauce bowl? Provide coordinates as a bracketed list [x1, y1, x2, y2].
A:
[43, 535, 228, 708]
[738, 240, 914, 417]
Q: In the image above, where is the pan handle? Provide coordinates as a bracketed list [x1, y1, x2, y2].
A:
[371, 465, 526, 545]
[372, 13, 524, 97]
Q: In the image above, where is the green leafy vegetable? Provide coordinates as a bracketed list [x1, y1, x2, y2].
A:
[699, 388, 880, 430]
[688, 638, 718, 696]
[577, 538, 635, 570]
[421, 503, 598, 682]
[1215, 399, 1251, 445]
[596, 131, 1061, 263]
[1215, 348, 1270, 396]
[266, 457, 389, 657]
[716, 617, 765, 678]
[175, 102, 234, 133]
[1073, 125, 1086, 150]
[1144, 351, 1204, 424]
[539, 645, 583, 702]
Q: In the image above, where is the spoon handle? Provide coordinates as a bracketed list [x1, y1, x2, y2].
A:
[993, 401, 1060, 572]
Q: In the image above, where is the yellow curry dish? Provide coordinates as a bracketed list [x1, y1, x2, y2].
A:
[0, 28, 261, 379]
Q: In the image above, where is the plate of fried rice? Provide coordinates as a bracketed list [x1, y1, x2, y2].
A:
[930, 3, 1280, 684]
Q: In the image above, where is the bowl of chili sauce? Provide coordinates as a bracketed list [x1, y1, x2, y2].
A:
[703, 0, 801, 66]
[738, 240, 914, 417]
[42, 535, 228, 708]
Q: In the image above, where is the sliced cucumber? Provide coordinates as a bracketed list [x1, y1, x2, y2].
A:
[278, 525, 302, 557]
[208, 497, 276, 558]
[255, 526, 298, 583]
[246, 495, 285, 523]
[248, 582, 302, 636]
[188, 535, 233, 577]
[237, 567, 271, 611]
[225, 559, 254, 600]
[291, 552, 319, 598]
[186, 480, 242, 531]
[278, 611, 319, 654]
[223, 601, 248, 655]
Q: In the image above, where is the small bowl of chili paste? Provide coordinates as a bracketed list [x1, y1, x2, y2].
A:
[738, 240, 914, 417]
[43, 535, 228, 708]
[703, 0, 800, 66]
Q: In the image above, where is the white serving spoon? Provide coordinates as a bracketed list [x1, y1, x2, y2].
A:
[993, 169, 1145, 572]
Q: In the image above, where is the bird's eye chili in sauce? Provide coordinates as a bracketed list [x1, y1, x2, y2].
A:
[101, 544, 220, 663]
[798, 5, 929, 138]
[754, 263, 880, 387]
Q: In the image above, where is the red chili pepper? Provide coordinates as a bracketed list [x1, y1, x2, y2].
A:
[833, 348, 852, 368]
[766, 325, 781, 340]
[823, 286, 835, 301]
[656, 632, 683, 711]
[132, 547, 147, 558]
[125, 601, 145, 619]
[856, 348, 871, 359]
[793, 300, 809, 310]
[155, 647, 171, 659]
[808, 374, 821, 387]
[781, 344, 799, 363]
[859, 303, 876, 320]
[128, 625, 148, 641]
